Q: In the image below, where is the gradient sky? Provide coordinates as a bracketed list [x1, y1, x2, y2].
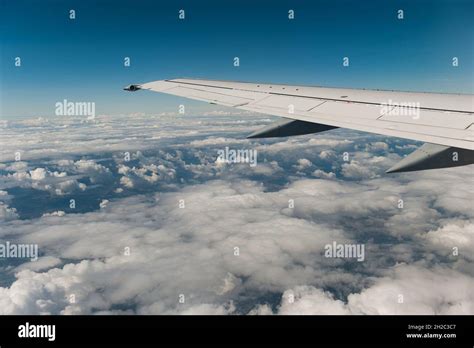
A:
[1, 0, 473, 117]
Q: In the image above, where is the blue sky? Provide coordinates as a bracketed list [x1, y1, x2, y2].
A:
[1, 0, 473, 117]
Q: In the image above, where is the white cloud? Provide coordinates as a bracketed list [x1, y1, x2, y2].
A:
[30, 168, 48, 180]
[346, 265, 474, 314]
[15, 256, 62, 272]
[189, 137, 246, 147]
[294, 158, 313, 171]
[6, 161, 28, 171]
[423, 222, 474, 260]
[0, 202, 19, 221]
[278, 286, 350, 315]
[341, 160, 378, 179]
[312, 169, 336, 179]
[276, 264, 474, 315]
[42, 211, 66, 217]
[366, 142, 389, 151]
[117, 163, 176, 188]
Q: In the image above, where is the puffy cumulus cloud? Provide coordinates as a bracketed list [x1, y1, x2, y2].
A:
[0, 202, 19, 221]
[312, 169, 336, 179]
[278, 286, 350, 315]
[0, 262, 90, 315]
[339, 145, 402, 180]
[345, 154, 402, 179]
[29, 168, 47, 180]
[379, 170, 474, 238]
[366, 142, 389, 152]
[319, 150, 336, 160]
[117, 163, 176, 189]
[248, 304, 274, 315]
[6, 161, 29, 172]
[346, 265, 474, 314]
[68, 160, 112, 184]
[54, 179, 87, 195]
[284, 178, 399, 219]
[0, 190, 10, 200]
[99, 200, 109, 209]
[29, 168, 67, 181]
[423, 222, 474, 261]
[245, 160, 283, 176]
[294, 158, 313, 171]
[42, 211, 66, 217]
[0, 166, 84, 196]
[46, 159, 113, 185]
[341, 160, 380, 179]
[119, 176, 134, 189]
[0, 159, 115, 197]
[274, 264, 474, 315]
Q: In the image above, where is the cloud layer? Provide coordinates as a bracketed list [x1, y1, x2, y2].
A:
[0, 113, 473, 314]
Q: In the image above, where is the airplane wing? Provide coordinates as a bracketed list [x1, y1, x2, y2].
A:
[125, 78, 474, 173]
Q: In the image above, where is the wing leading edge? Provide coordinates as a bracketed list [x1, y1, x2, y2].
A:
[125, 78, 474, 172]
